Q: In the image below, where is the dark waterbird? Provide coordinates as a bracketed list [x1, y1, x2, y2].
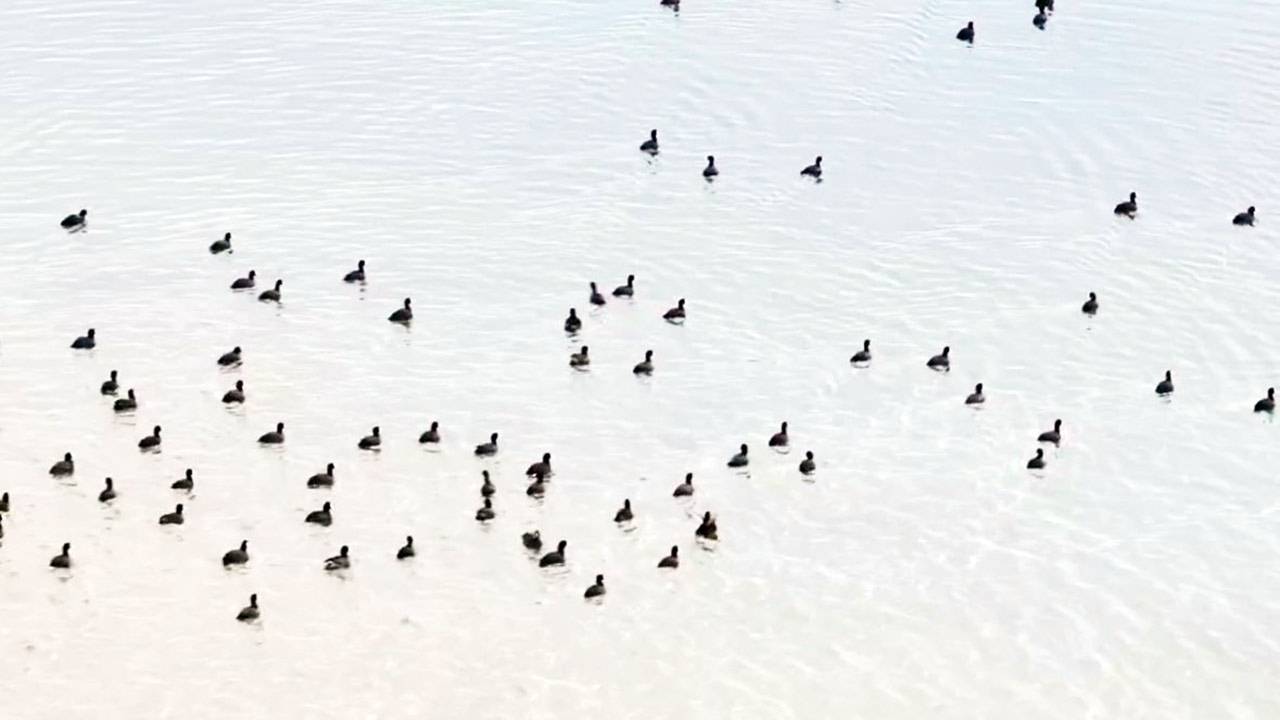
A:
[614, 499, 633, 523]
[1037, 419, 1063, 445]
[397, 536, 415, 560]
[209, 232, 232, 254]
[325, 545, 350, 571]
[98, 477, 116, 503]
[957, 21, 974, 43]
[633, 350, 654, 375]
[696, 512, 718, 540]
[702, 155, 719, 179]
[419, 421, 441, 444]
[768, 422, 789, 448]
[307, 463, 335, 488]
[258, 279, 283, 303]
[138, 425, 162, 450]
[344, 259, 366, 283]
[358, 426, 381, 450]
[1114, 192, 1138, 218]
[70, 328, 96, 350]
[61, 209, 87, 230]
[799, 451, 816, 475]
[1255, 387, 1275, 414]
[584, 574, 606, 599]
[159, 503, 184, 525]
[172, 468, 194, 491]
[474, 432, 499, 456]
[850, 339, 871, 364]
[927, 346, 951, 371]
[223, 540, 249, 566]
[801, 156, 823, 179]
[113, 389, 138, 412]
[658, 546, 679, 569]
[230, 270, 256, 290]
[49, 452, 74, 477]
[965, 383, 986, 405]
[1081, 292, 1099, 315]
[305, 501, 333, 526]
[1155, 370, 1174, 396]
[50, 543, 72, 568]
[217, 346, 242, 366]
[1027, 449, 1046, 470]
[100, 369, 119, 395]
[727, 443, 749, 468]
[222, 380, 245, 404]
[476, 498, 496, 522]
[258, 422, 285, 444]
[539, 540, 567, 567]
[564, 308, 582, 333]
[389, 298, 413, 324]
[236, 594, 259, 622]
[613, 274, 636, 297]
[589, 282, 606, 306]
[640, 130, 659, 155]
[1233, 206, 1256, 226]
[673, 472, 694, 497]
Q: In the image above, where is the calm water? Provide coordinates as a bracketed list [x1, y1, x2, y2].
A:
[2, 0, 1279, 717]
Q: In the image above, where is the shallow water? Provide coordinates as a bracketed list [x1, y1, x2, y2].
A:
[2, 0, 1279, 717]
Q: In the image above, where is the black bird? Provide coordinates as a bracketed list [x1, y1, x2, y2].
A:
[50, 543, 72, 568]
[474, 432, 499, 456]
[305, 501, 333, 527]
[230, 270, 256, 290]
[1036, 0, 1055, 12]
[138, 425, 162, 451]
[61, 209, 87, 230]
[1155, 370, 1174, 396]
[1027, 449, 1046, 470]
[1114, 192, 1138, 218]
[633, 350, 654, 375]
[388, 298, 413, 324]
[702, 155, 718, 179]
[210, 232, 232, 254]
[1, 492, 10, 513]
[172, 468, 194, 491]
[324, 545, 350, 571]
[801, 156, 823, 179]
[927, 346, 951, 371]
[475, 498, 496, 522]
[660, 0, 680, 7]
[522, 530, 542, 550]
[956, 21, 974, 43]
[358, 426, 381, 450]
[217, 346, 242, 366]
[768, 422, 789, 448]
[663, 298, 686, 322]
[397, 536, 415, 560]
[258, 279, 283, 303]
[1033, 10, 1047, 28]
[113, 389, 138, 412]
[539, 540, 567, 567]
[639, 130, 659, 155]
[570, 345, 591, 368]
[727, 443, 749, 468]
[526, 472, 547, 498]
[614, 499, 633, 523]
[850, 339, 872, 365]
[70, 328, 96, 350]
[1081, 292, 1099, 315]
[673, 472, 694, 497]
[100, 370, 120, 395]
[564, 308, 582, 333]
[343, 259, 366, 283]
[480, 470, 495, 497]
[222, 380, 245, 404]
[696, 512, 718, 540]
[159, 503, 184, 525]
[1254, 387, 1275, 414]
[613, 274, 636, 297]
[1038, 419, 1063, 445]
[799, 451, 816, 475]
[1233, 206, 1256, 226]
[658, 546, 679, 569]
[419, 421, 441, 444]
[236, 594, 259, 622]
[98, 477, 117, 503]
[965, 383, 986, 405]
[584, 574, 606, 599]
[589, 282, 607, 306]
[223, 540, 249, 566]
[258, 422, 285, 444]
[49, 452, 74, 477]
[307, 463, 335, 488]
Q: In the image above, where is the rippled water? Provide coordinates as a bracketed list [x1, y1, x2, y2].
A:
[2, 0, 1279, 717]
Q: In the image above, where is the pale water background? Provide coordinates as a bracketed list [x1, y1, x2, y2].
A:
[1, 0, 1279, 718]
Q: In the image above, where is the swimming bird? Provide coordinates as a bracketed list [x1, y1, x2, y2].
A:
[210, 233, 232, 254]
[570, 345, 591, 368]
[660, 0, 680, 7]
[727, 443, 749, 468]
[0, 492, 10, 512]
[584, 574, 606, 599]
[1254, 387, 1275, 414]
[965, 383, 985, 405]
[526, 453, 552, 477]
[236, 594, 259, 622]
[100, 370, 119, 395]
[307, 463, 335, 488]
[1036, 0, 1054, 12]
[49, 452, 74, 477]
[1233, 206, 1256, 226]
[801, 156, 823, 179]
[768, 422, 789, 448]
[230, 270, 256, 290]
[223, 540, 249, 566]
[850, 339, 872, 364]
[258, 279, 282, 303]
[113, 389, 138, 412]
[159, 503, 184, 525]
[633, 350, 654, 375]
[1155, 370, 1174, 396]
[70, 328, 96, 350]
[927, 346, 951, 371]
[474, 432, 499, 456]
[476, 498, 495, 522]
[673, 472, 694, 497]
[1114, 192, 1138, 218]
[957, 21, 974, 43]
[172, 468, 194, 490]
[613, 274, 636, 297]
[702, 155, 718, 179]
[589, 282, 606, 306]
[305, 501, 333, 526]
[564, 308, 582, 333]
[357, 426, 381, 450]
[1037, 419, 1063, 445]
[343, 260, 366, 283]
[1033, 10, 1047, 28]
[258, 422, 284, 444]
[539, 540, 567, 567]
[663, 298, 686, 322]
[217, 346, 242, 366]
[1081, 292, 1099, 315]
[324, 545, 350, 571]
[50, 543, 72, 568]
[526, 472, 547, 497]
[1026, 449, 1046, 470]
[388, 298, 412, 324]
[640, 130, 659, 155]
[138, 425, 162, 450]
[397, 536, 415, 560]
[98, 477, 116, 503]
[522, 530, 542, 550]
[61, 209, 87, 230]
[614, 499, 633, 523]
[480, 470, 495, 497]
[419, 421, 441, 444]
[658, 546, 679, 569]
[222, 380, 245, 404]
[696, 512, 718, 540]
[799, 451, 816, 475]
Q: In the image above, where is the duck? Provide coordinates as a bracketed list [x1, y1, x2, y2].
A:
[305, 501, 333, 526]
[526, 472, 547, 497]
[673, 472, 694, 497]
[307, 463, 335, 488]
[138, 425, 162, 450]
[927, 346, 951, 371]
[1026, 449, 1046, 470]
[660, 0, 680, 7]
[230, 270, 256, 290]
[419, 421, 441, 444]
[569, 345, 591, 368]
[1037, 419, 1063, 445]
[727, 443, 749, 468]
[171, 468, 194, 491]
[159, 503, 184, 525]
[50, 542, 72, 568]
[613, 274, 636, 297]
[1254, 387, 1275, 414]
[1033, 10, 1047, 28]
[70, 328, 96, 350]
[639, 129, 659, 155]
[702, 155, 718, 179]
[98, 477, 117, 503]
[480, 470, 496, 497]
[850, 339, 872, 364]
[223, 540, 250, 566]
[324, 545, 350, 571]
[589, 282, 607, 306]
[799, 451, 816, 475]
[61, 209, 87, 230]
[357, 426, 382, 450]
[0, 492, 10, 512]
[965, 383, 985, 405]
[614, 499, 633, 523]
[768, 422, 789, 448]
[956, 21, 974, 43]
[49, 452, 74, 477]
[474, 432, 499, 456]
[800, 156, 823, 179]
[258, 422, 285, 444]
[222, 380, 245, 404]
[663, 298, 686, 322]
[1081, 292, 1099, 315]
[584, 574, 606, 599]
[526, 453, 552, 477]
[696, 512, 718, 540]
[343, 259, 366, 283]
[100, 370, 119, 395]
[113, 389, 138, 412]
[209, 232, 232, 254]
[388, 298, 413, 324]
[539, 540, 567, 567]
[1036, 0, 1055, 11]
[564, 308, 582, 333]
[397, 536, 415, 560]
[475, 498, 496, 522]
[1114, 192, 1138, 218]
[1155, 370, 1174, 396]
[633, 350, 654, 375]
[258, 279, 283, 303]
[217, 346, 242, 366]
[236, 594, 259, 622]
[1233, 206, 1256, 226]
[658, 546, 679, 569]
[522, 530, 542, 550]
